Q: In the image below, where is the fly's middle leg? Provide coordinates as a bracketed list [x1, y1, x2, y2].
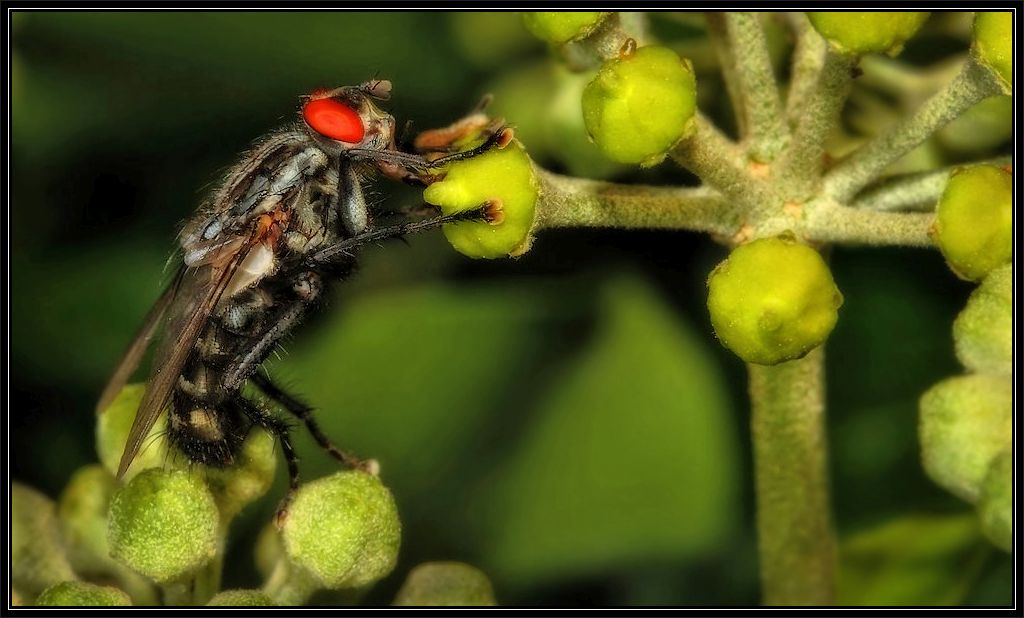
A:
[238, 397, 299, 527]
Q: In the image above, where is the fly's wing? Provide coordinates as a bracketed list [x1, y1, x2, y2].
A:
[115, 244, 250, 479]
[95, 267, 185, 414]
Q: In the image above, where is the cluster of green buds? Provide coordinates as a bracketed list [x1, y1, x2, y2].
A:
[12, 384, 496, 606]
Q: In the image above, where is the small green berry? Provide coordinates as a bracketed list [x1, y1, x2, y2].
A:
[393, 562, 497, 607]
[281, 470, 401, 590]
[35, 582, 132, 607]
[974, 12, 1012, 90]
[932, 165, 1012, 281]
[108, 468, 220, 584]
[807, 12, 929, 55]
[207, 589, 275, 606]
[582, 45, 698, 165]
[423, 138, 539, 259]
[96, 384, 167, 481]
[977, 450, 1012, 552]
[522, 12, 608, 44]
[12, 483, 76, 598]
[201, 427, 276, 520]
[57, 465, 119, 576]
[919, 374, 1011, 503]
[707, 237, 843, 365]
[954, 264, 1012, 376]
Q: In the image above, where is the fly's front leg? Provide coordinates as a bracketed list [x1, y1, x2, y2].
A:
[249, 372, 367, 470]
[307, 201, 504, 267]
[345, 125, 514, 179]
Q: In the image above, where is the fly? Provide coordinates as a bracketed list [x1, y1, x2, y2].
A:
[96, 80, 508, 517]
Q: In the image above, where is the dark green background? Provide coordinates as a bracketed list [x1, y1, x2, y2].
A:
[10, 11, 1011, 606]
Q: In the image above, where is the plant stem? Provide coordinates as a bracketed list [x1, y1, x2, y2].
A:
[704, 12, 745, 136]
[803, 199, 935, 247]
[749, 347, 836, 606]
[850, 156, 1012, 211]
[777, 50, 854, 201]
[724, 12, 788, 161]
[671, 114, 774, 210]
[783, 12, 827, 123]
[823, 55, 1005, 203]
[534, 168, 737, 236]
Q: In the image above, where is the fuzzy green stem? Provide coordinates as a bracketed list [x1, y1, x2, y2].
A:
[850, 156, 1011, 211]
[560, 12, 649, 70]
[534, 168, 735, 236]
[749, 347, 836, 606]
[725, 12, 788, 161]
[804, 199, 935, 247]
[778, 50, 854, 200]
[671, 114, 774, 210]
[191, 549, 223, 606]
[161, 582, 192, 606]
[705, 12, 746, 136]
[263, 558, 318, 607]
[824, 55, 1005, 203]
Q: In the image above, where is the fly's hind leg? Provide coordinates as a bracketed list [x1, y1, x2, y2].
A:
[238, 397, 299, 527]
[249, 372, 368, 471]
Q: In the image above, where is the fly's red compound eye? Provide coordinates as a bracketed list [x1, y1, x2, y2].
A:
[303, 98, 365, 143]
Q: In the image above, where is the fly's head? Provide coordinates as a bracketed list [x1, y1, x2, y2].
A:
[301, 80, 396, 156]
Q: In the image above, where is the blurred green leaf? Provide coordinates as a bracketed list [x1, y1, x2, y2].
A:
[472, 274, 738, 587]
[838, 514, 990, 606]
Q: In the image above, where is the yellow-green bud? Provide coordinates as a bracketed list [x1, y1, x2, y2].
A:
[522, 12, 608, 44]
[977, 450, 1011, 552]
[974, 12, 1012, 90]
[582, 45, 698, 165]
[919, 374, 1011, 503]
[96, 384, 167, 481]
[954, 264, 1012, 376]
[57, 465, 119, 576]
[207, 589, 275, 606]
[807, 12, 929, 55]
[281, 470, 401, 590]
[35, 582, 132, 607]
[932, 165, 1012, 281]
[424, 139, 539, 259]
[707, 237, 843, 365]
[201, 427, 276, 520]
[108, 468, 220, 584]
[393, 562, 497, 607]
[12, 483, 76, 599]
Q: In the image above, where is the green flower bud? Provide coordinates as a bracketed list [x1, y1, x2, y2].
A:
[108, 468, 220, 584]
[254, 521, 284, 581]
[977, 450, 1011, 552]
[393, 562, 497, 607]
[932, 165, 1012, 281]
[35, 581, 132, 607]
[954, 264, 1012, 376]
[281, 470, 401, 590]
[96, 383, 167, 481]
[974, 12, 1012, 90]
[522, 12, 608, 44]
[58, 465, 119, 574]
[207, 589, 275, 606]
[546, 68, 629, 178]
[582, 45, 698, 165]
[423, 139, 539, 259]
[12, 483, 76, 599]
[919, 374, 1011, 503]
[706, 236, 843, 365]
[807, 12, 929, 56]
[201, 427, 276, 520]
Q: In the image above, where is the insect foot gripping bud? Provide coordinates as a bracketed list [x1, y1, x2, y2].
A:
[281, 470, 401, 590]
[423, 138, 539, 259]
[582, 45, 698, 166]
[96, 384, 167, 482]
[108, 468, 220, 584]
[706, 237, 843, 365]
[35, 582, 132, 607]
[931, 165, 1012, 281]
[974, 12, 1013, 90]
[521, 12, 609, 44]
[806, 12, 929, 56]
[954, 264, 1012, 376]
[977, 450, 1012, 552]
[919, 374, 1011, 503]
[207, 589, 275, 606]
[393, 562, 497, 607]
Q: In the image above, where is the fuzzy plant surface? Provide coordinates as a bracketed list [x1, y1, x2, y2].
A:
[10, 11, 1012, 608]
